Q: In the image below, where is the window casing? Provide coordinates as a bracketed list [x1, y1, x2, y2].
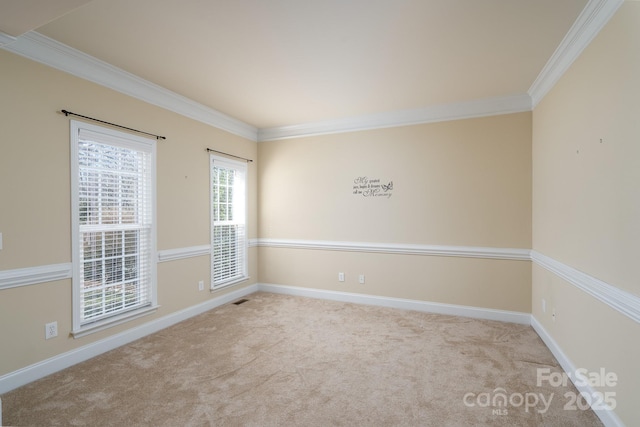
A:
[210, 155, 248, 289]
[71, 121, 157, 337]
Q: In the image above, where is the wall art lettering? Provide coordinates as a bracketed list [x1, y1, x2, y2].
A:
[353, 176, 394, 198]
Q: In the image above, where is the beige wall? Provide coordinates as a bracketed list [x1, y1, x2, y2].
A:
[259, 113, 532, 312]
[533, 2, 640, 295]
[4, 4, 637, 424]
[532, 265, 640, 425]
[0, 47, 533, 380]
[532, 2, 640, 425]
[0, 50, 258, 376]
[260, 248, 531, 312]
[260, 114, 532, 247]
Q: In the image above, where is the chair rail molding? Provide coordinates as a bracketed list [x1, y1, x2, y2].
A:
[256, 238, 531, 261]
[157, 245, 211, 263]
[531, 250, 640, 324]
[0, 263, 72, 290]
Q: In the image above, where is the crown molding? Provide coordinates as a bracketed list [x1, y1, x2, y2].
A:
[0, 0, 622, 142]
[2, 30, 531, 143]
[528, 0, 624, 108]
[1, 31, 258, 142]
[258, 94, 532, 141]
[0, 31, 17, 47]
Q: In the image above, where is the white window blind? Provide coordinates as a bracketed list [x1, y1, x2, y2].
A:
[210, 155, 247, 288]
[71, 121, 157, 335]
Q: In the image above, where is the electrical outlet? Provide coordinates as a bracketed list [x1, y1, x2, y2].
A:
[198, 280, 204, 291]
[45, 321, 58, 339]
[359, 274, 365, 284]
[338, 272, 345, 282]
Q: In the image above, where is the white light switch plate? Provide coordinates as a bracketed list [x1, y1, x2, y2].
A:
[0, 232, 3, 250]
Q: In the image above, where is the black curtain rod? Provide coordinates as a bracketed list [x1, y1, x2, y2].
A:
[61, 110, 166, 140]
[207, 148, 253, 163]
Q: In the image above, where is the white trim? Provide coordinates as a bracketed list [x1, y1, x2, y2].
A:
[257, 283, 531, 325]
[0, 283, 258, 394]
[157, 245, 210, 262]
[70, 120, 159, 334]
[71, 305, 159, 338]
[258, 94, 532, 141]
[4, 247, 636, 331]
[0, 241, 258, 291]
[259, 241, 640, 325]
[0, 31, 16, 47]
[0, 2, 622, 141]
[210, 154, 249, 289]
[531, 316, 624, 427]
[1, 31, 258, 142]
[157, 241, 258, 263]
[0, 263, 72, 290]
[531, 251, 640, 324]
[256, 238, 531, 261]
[528, 0, 623, 108]
[1, 30, 532, 142]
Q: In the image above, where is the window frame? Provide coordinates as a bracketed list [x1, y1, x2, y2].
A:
[70, 120, 158, 338]
[210, 154, 248, 290]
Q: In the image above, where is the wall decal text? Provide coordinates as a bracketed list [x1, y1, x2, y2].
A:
[353, 176, 393, 198]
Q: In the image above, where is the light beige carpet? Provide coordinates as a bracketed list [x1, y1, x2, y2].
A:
[2, 292, 602, 426]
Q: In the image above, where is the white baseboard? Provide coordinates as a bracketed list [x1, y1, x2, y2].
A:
[259, 283, 625, 426]
[257, 283, 531, 324]
[530, 316, 623, 427]
[0, 284, 258, 395]
[0, 281, 624, 427]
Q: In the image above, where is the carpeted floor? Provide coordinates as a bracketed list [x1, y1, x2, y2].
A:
[2, 292, 602, 426]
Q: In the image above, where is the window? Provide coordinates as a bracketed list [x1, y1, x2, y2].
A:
[71, 121, 157, 336]
[210, 155, 247, 289]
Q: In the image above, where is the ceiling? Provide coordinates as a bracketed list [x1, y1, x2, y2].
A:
[1, 0, 588, 130]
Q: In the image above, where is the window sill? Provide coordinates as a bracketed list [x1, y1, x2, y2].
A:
[211, 276, 250, 292]
[72, 305, 159, 339]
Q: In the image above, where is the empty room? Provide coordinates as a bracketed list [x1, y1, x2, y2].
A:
[0, 0, 638, 425]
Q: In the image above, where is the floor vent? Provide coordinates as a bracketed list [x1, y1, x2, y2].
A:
[233, 299, 249, 306]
